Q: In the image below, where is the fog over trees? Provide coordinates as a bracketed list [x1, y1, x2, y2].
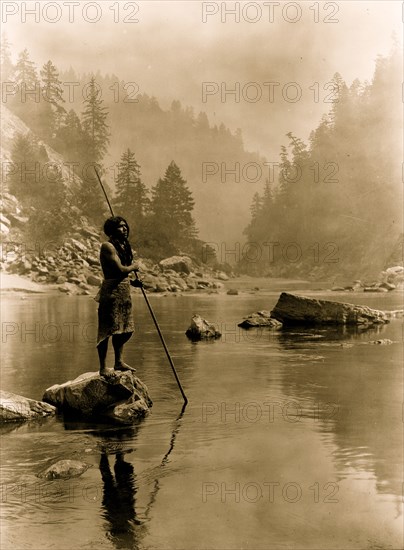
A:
[2, 36, 401, 277]
[242, 48, 402, 278]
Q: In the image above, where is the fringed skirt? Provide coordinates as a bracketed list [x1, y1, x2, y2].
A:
[96, 278, 134, 346]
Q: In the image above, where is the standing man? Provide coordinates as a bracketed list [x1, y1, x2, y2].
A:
[96, 216, 142, 377]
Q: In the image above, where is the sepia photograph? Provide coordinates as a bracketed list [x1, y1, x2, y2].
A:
[0, 1, 402, 549]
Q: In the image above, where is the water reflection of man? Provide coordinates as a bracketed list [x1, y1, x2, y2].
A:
[99, 450, 141, 549]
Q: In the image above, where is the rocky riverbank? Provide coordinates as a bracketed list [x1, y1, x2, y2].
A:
[1, 195, 232, 295]
[0, 187, 235, 295]
[331, 266, 404, 293]
[1, 191, 402, 296]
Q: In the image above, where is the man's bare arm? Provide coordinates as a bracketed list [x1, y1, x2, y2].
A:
[100, 242, 140, 274]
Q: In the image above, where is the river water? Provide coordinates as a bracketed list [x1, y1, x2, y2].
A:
[1, 281, 403, 549]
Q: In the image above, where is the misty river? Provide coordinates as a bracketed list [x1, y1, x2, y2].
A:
[1, 281, 403, 549]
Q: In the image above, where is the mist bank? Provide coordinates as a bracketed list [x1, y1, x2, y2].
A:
[1, 42, 402, 280]
[240, 49, 402, 280]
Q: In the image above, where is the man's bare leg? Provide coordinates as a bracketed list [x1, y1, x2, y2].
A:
[112, 333, 136, 371]
[98, 338, 115, 377]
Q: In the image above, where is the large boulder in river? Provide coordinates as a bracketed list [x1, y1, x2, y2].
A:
[186, 314, 222, 340]
[270, 292, 389, 326]
[0, 390, 57, 423]
[159, 256, 193, 274]
[238, 311, 283, 329]
[43, 371, 152, 421]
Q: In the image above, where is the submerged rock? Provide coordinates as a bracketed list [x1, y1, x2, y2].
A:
[0, 390, 57, 423]
[385, 310, 404, 319]
[227, 289, 239, 295]
[43, 371, 152, 421]
[106, 397, 150, 422]
[38, 459, 91, 480]
[270, 292, 389, 326]
[364, 286, 388, 293]
[186, 314, 222, 340]
[379, 282, 396, 291]
[238, 311, 283, 329]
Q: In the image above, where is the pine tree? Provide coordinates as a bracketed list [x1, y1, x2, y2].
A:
[77, 77, 110, 223]
[113, 148, 149, 234]
[329, 72, 349, 128]
[53, 109, 102, 222]
[262, 180, 273, 211]
[54, 109, 85, 160]
[8, 133, 38, 201]
[11, 49, 42, 130]
[14, 48, 39, 90]
[149, 161, 197, 254]
[74, 170, 108, 226]
[278, 144, 292, 201]
[0, 33, 13, 81]
[40, 60, 66, 133]
[244, 180, 274, 246]
[40, 60, 64, 106]
[29, 163, 72, 243]
[250, 192, 263, 220]
[31, 61, 61, 140]
[196, 111, 209, 132]
[81, 76, 109, 164]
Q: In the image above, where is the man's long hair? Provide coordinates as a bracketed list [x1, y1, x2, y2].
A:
[103, 216, 133, 266]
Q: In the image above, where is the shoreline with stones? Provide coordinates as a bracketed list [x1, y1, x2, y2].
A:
[1, 212, 402, 299]
[2, 194, 402, 297]
[1, 229, 233, 296]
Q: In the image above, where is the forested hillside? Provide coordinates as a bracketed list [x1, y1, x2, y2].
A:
[1, 35, 401, 278]
[242, 47, 402, 279]
[1, 39, 265, 251]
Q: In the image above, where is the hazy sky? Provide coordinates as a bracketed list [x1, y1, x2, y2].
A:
[3, 1, 402, 155]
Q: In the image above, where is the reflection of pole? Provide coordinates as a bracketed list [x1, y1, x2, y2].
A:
[94, 166, 188, 405]
[160, 402, 187, 467]
[144, 403, 187, 519]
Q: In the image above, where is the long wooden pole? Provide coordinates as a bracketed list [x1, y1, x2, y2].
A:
[94, 167, 114, 216]
[94, 167, 188, 405]
[134, 270, 188, 405]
